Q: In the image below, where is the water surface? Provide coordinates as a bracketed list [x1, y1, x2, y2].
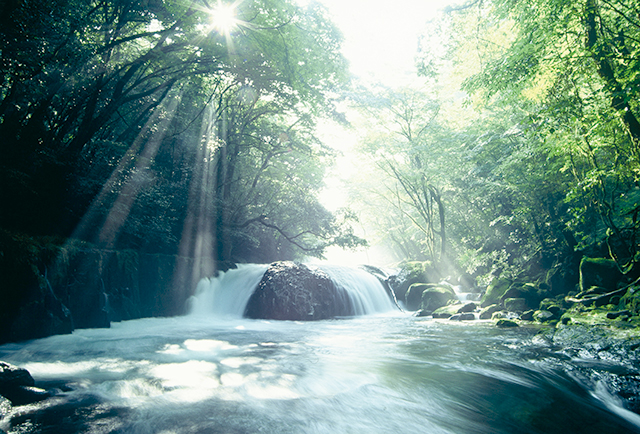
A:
[1, 314, 639, 433]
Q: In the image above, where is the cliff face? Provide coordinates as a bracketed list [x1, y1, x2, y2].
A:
[0, 233, 224, 344]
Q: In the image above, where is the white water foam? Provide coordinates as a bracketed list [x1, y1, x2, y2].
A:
[188, 264, 269, 317]
[316, 264, 396, 315]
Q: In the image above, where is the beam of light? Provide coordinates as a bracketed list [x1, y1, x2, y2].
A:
[71, 91, 184, 249]
[174, 101, 221, 290]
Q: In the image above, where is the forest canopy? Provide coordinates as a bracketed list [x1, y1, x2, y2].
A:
[0, 0, 363, 263]
[2, 0, 640, 289]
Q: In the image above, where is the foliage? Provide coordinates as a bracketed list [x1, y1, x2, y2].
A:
[349, 0, 640, 284]
[0, 0, 360, 261]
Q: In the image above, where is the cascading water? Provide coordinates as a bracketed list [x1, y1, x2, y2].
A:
[188, 263, 270, 317]
[318, 264, 396, 315]
[188, 263, 396, 318]
[1, 265, 640, 434]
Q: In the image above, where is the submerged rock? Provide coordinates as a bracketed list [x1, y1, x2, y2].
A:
[432, 303, 462, 318]
[243, 261, 353, 321]
[450, 313, 475, 321]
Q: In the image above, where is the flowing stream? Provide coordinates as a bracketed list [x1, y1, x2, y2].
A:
[1, 264, 640, 433]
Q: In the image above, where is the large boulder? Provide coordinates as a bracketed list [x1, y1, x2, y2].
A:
[404, 283, 457, 311]
[388, 261, 439, 303]
[481, 278, 511, 307]
[421, 284, 457, 311]
[244, 261, 353, 321]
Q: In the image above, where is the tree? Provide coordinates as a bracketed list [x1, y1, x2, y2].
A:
[410, 0, 640, 279]
[0, 0, 361, 262]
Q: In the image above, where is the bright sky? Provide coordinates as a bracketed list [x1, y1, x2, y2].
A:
[319, 0, 454, 84]
[311, 0, 456, 265]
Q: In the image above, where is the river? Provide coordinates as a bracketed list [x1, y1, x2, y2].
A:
[1, 264, 640, 433]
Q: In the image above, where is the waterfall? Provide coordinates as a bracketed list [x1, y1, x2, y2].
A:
[188, 263, 396, 318]
[317, 264, 396, 315]
[189, 264, 269, 317]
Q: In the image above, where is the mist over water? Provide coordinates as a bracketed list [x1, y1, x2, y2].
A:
[1, 266, 639, 433]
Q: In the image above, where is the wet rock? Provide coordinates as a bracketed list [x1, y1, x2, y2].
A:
[414, 309, 432, 317]
[521, 310, 535, 321]
[0, 361, 34, 389]
[0, 395, 11, 419]
[2, 385, 52, 406]
[244, 261, 353, 321]
[458, 302, 477, 313]
[496, 319, 519, 327]
[491, 311, 506, 320]
[533, 310, 556, 323]
[432, 303, 466, 319]
[0, 361, 51, 405]
[450, 313, 475, 321]
[479, 304, 501, 320]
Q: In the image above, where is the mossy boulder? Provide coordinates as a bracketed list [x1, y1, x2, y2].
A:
[533, 310, 556, 323]
[504, 298, 528, 313]
[579, 257, 624, 292]
[481, 278, 511, 307]
[244, 261, 354, 321]
[389, 261, 440, 303]
[496, 319, 519, 328]
[499, 282, 545, 311]
[479, 304, 502, 320]
[418, 284, 457, 312]
[521, 310, 535, 321]
[432, 303, 463, 318]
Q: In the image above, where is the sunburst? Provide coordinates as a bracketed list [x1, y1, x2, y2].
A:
[209, 1, 240, 36]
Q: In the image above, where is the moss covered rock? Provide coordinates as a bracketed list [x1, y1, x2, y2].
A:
[481, 278, 511, 307]
[420, 284, 457, 312]
[504, 298, 528, 313]
[496, 319, 519, 327]
[479, 304, 502, 319]
[533, 310, 556, 323]
[388, 261, 439, 303]
[432, 303, 465, 318]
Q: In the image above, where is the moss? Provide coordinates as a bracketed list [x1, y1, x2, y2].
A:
[496, 319, 519, 327]
[390, 261, 439, 302]
[481, 277, 511, 307]
[432, 303, 465, 318]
